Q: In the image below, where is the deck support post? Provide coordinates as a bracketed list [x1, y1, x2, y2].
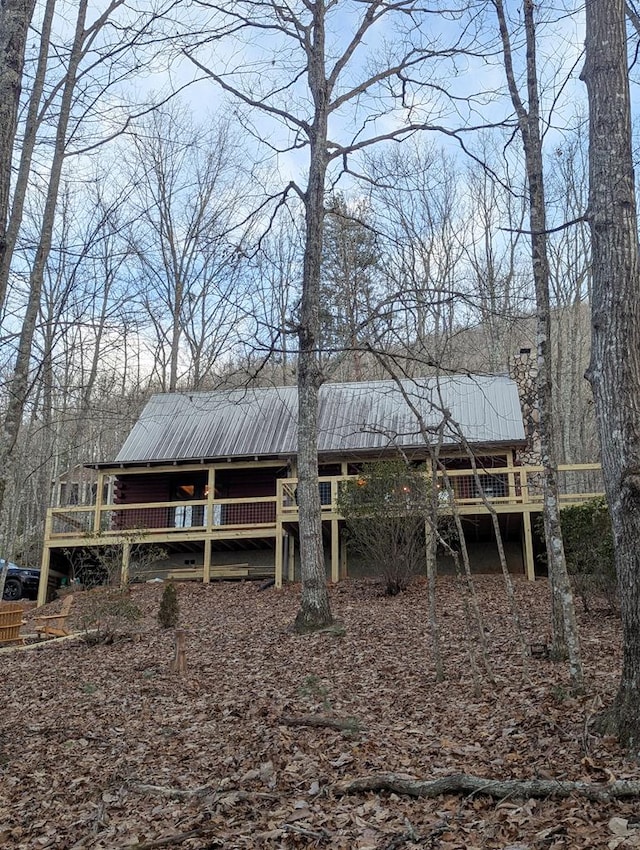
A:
[275, 524, 284, 588]
[203, 539, 211, 584]
[283, 533, 289, 582]
[340, 526, 347, 580]
[287, 533, 296, 582]
[38, 546, 51, 606]
[523, 511, 535, 581]
[331, 519, 339, 583]
[121, 540, 131, 586]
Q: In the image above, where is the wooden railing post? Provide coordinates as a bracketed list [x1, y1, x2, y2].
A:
[331, 477, 338, 513]
[93, 471, 105, 533]
[506, 450, 516, 504]
[203, 467, 216, 585]
[44, 508, 53, 542]
[521, 469, 530, 505]
[207, 467, 216, 533]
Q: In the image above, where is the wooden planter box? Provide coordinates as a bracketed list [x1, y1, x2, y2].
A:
[0, 605, 25, 645]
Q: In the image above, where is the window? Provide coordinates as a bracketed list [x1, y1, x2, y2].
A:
[173, 482, 206, 528]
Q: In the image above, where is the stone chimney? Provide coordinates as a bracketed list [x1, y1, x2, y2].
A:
[509, 347, 542, 465]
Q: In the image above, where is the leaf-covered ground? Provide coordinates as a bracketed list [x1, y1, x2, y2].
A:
[1, 576, 638, 850]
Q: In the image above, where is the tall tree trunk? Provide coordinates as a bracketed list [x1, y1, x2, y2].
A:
[582, 0, 640, 749]
[0, 0, 54, 596]
[184, 0, 480, 630]
[0, 0, 54, 317]
[0, 0, 36, 290]
[294, 0, 333, 632]
[494, 0, 582, 686]
[0, 0, 88, 574]
[169, 273, 183, 392]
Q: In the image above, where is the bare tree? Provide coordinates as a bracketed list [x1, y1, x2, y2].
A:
[186, 0, 483, 631]
[365, 352, 497, 684]
[582, 0, 640, 748]
[0, 0, 54, 319]
[368, 143, 466, 370]
[461, 139, 531, 371]
[128, 108, 250, 391]
[0, 0, 185, 594]
[0, 0, 91, 585]
[0, 0, 37, 288]
[546, 128, 596, 464]
[0, 166, 148, 570]
[493, 0, 583, 686]
[0, 0, 181, 596]
[245, 220, 304, 386]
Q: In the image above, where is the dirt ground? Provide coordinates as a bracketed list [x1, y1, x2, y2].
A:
[0, 576, 637, 850]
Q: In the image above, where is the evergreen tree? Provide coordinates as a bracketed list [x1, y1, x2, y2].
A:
[158, 582, 179, 629]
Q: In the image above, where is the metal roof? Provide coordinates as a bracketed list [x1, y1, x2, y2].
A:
[112, 375, 525, 465]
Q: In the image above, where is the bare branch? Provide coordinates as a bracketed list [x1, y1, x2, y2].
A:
[184, 51, 311, 134]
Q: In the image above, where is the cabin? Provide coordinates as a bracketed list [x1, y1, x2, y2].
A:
[37, 372, 603, 604]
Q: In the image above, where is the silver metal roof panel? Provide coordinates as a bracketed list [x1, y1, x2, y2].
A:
[113, 375, 525, 464]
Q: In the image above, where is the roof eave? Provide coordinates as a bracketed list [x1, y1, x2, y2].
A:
[89, 438, 526, 471]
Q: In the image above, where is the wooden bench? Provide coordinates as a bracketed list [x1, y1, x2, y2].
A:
[164, 564, 250, 580]
[209, 565, 250, 578]
[34, 593, 74, 639]
[0, 605, 25, 646]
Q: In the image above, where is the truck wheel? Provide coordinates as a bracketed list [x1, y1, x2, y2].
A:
[2, 578, 22, 601]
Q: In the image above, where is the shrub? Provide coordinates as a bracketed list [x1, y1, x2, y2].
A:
[337, 460, 431, 595]
[79, 587, 142, 645]
[559, 498, 617, 613]
[158, 582, 179, 628]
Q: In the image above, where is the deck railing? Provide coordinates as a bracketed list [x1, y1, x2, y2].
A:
[45, 463, 604, 541]
[47, 496, 278, 539]
[278, 464, 604, 515]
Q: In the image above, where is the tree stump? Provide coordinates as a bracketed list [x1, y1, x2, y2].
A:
[171, 628, 187, 673]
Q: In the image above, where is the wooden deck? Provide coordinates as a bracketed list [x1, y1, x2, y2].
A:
[39, 463, 604, 604]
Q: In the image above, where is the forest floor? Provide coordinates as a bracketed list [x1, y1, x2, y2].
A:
[0, 576, 637, 850]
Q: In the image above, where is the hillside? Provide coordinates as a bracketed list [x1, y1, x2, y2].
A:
[0, 577, 635, 849]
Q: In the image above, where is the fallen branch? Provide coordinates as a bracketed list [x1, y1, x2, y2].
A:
[381, 825, 424, 850]
[126, 782, 277, 801]
[281, 822, 329, 840]
[333, 772, 640, 801]
[280, 714, 363, 732]
[114, 826, 221, 849]
[0, 630, 97, 653]
[126, 782, 213, 800]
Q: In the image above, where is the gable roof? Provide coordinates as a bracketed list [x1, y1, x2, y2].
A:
[109, 375, 525, 466]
